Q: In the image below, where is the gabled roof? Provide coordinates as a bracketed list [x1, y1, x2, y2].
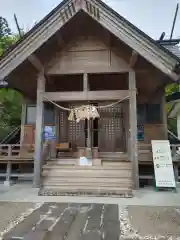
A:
[0, 0, 180, 81]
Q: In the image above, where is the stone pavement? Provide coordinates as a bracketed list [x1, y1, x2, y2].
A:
[0, 202, 40, 239]
[3, 203, 120, 240]
[0, 184, 180, 239]
[0, 202, 180, 239]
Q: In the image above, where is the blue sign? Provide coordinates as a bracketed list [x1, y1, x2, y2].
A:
[43, 126, 56, 140]
[137, 125, 144, 141]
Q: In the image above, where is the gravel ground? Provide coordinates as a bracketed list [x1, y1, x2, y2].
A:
[127, 206, 180, 239]
[0, 202, 42, 239]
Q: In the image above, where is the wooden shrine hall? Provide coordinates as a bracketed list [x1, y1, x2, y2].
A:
[0, 0, 180, 196]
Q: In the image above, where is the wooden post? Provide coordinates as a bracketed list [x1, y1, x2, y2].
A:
[177, 115, 180, 140]
[174, 162, 179, 183]
[7, 144, 12, 157]
[161, 91, 168, 139]
[33, 72, 45, 187]
[83, 73, 88, 93]
[83, 73, 92, 158]
[129, 70, 139, 189]
[20, 101, 26, 146]
[4, 145, 13, 186]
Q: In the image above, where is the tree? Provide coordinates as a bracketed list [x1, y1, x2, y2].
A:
[0, 17, 22, 141]
[0, 17, 11, 37]
[166, 83, 179, 138]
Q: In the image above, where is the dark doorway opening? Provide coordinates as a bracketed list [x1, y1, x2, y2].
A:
[84, 118, 99, 148]
[92, 118, 99, 147]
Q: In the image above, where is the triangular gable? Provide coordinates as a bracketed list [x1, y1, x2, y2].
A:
[0, 0, 180, 81]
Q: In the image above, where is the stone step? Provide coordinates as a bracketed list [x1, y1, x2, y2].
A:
[47, 159, 76, 165]
[40, 185, 132, 193]
[43, 162, 132, 170]
[41, 169, 132, 178]
[42, 180, 132, 188]
[39, 188, 132, 197]
[100, 152, 128, 157]
[42, 176, 132, 183]
[102, 161, 129, 167]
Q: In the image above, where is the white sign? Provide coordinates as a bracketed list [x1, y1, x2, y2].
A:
[79, 157, 92, 166]
[151, 140, 176, 188]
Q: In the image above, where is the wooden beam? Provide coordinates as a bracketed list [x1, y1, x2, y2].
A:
[83, 73, 88, 92]
[28, 54, 44, 72]
[33, 72, 45, 187]
[129, 50, 138, 68]
[161, 91, 168, 139]
[129, 70, 139, 189]
[20, 101, 26, 146]
[43, 90, 129, 102]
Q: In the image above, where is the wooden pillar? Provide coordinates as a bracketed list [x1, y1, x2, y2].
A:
[20, 101, 26, 146]
[129, 70, 139, 189]
[83, 73, 92, 158]
[161, 91, 168, 139]
[33, 72, 45, 187]
[4, 145, 13, 186]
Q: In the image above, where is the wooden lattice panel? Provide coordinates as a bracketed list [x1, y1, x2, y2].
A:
[68, 104, 85, 148]
[59, 110, 68, 142]
[99, 103, 124, 152]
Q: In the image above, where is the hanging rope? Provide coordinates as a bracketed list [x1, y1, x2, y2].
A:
[43, 95, 130, 111]
[43, 96, 71, 111]
[43, 95, 130, 122]
[96, 96, 129, 109]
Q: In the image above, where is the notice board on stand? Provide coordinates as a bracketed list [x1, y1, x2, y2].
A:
[151, 140, 176, 188]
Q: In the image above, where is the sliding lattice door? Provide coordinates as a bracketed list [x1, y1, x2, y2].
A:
[98, 103, 125, 152]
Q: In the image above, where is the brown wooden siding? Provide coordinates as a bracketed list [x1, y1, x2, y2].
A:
[141, 124, 166, 144]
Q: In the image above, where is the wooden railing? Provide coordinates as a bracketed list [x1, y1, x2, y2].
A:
[0, 144, 34, 160]
[0, 143, 50, 186]
[138, 143, 180, 183]
[138, 143, 180, 162]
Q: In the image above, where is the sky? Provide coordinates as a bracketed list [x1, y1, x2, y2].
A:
[1, 0, 180, 40]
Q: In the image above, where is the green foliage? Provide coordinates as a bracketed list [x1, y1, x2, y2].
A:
[0, 17, 22, 141]
[0, 17, 11, 37]
[166, 83, 179, 96]
[0, 88, 22, 126]
[0, 34, 18, 56]
[165, 83, 179, 137]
